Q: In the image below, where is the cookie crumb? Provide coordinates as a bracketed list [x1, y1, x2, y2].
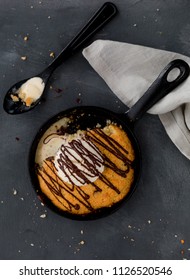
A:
[11, 94, 19, 102]
[13, 189, 18, 195]
[24, 36, 29, 41]
[40, 214, 47, 218]
[181, 239, 185, 244]
[50, 52, 55, 58]
[21, 56, 27, 61]
[79, 240, 85, 245]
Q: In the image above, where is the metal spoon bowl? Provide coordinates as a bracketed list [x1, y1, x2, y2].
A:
[3, 2, 117, 115]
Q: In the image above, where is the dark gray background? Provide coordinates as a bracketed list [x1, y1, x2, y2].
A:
[1, 0, 190, 260]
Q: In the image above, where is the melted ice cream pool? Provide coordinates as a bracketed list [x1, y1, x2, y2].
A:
[54, 135, 105, 187]
[17, 77, 45, 106]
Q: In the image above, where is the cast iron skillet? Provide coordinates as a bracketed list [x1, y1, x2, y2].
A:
[29, 59, 190, 220]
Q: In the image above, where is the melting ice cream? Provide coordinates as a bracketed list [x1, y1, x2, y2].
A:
[54, 135, 105, 186]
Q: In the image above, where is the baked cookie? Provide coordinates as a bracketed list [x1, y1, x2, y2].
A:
[35, 120, 135, 216]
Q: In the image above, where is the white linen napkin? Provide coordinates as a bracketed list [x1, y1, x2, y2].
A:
[82, 40, 190, 160]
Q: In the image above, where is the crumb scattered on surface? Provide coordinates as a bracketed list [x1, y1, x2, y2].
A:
[181, 239, 185, 244]
[76, 98, 81, 104]
[54, 87, 63, 93]
[13, 189, 18, 195]
[147, 220, 151, 224]
[50, 52, 55, 58]
[21, 56, 27, 61]
[40, 214, 47, 218]
[79, 240, 85, 245]
[24, 36, 28, 41]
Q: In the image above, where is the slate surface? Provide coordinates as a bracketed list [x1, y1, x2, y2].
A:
[1, 0, 190, 260]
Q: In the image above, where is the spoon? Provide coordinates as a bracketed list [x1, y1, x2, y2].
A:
[3, 2, 117, 114]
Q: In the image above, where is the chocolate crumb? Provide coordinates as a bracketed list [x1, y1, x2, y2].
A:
[76, 98, 81, 104]
[54, 87, 63, 93]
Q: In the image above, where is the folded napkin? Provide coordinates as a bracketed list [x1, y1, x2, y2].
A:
[82, 40, 190, 160]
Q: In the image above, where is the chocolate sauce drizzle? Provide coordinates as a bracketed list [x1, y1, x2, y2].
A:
[43, 126, 67, 144]
[36, 127, 134, 213]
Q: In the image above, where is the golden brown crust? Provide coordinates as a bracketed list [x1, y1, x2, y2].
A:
[37, 124, 135, 215]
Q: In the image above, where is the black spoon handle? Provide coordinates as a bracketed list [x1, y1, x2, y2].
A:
[46, 2, 117, 73]
[126, 59, 190, 123]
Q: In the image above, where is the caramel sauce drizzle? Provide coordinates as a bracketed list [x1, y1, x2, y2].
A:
[36, 128, 134, 213]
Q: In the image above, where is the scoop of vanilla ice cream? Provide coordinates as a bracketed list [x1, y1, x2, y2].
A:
[54, 135, 104, 186]
[18, 77, 45, 106]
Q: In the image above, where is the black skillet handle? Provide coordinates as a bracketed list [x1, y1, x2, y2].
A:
[47, 2, 117, 72]
[126, 59, 190, 123]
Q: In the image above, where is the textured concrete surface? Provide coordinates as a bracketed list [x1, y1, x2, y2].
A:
[1, 0, 190, 260]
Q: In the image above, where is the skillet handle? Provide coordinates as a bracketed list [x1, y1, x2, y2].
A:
[126, 59, 190, 123]
[47, 2, 117, 72]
